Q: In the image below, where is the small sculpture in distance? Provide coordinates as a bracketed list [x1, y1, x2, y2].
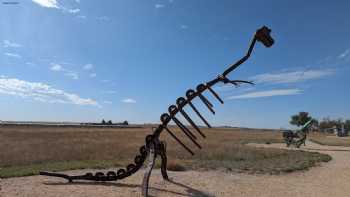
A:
[283, 119, 314, 148]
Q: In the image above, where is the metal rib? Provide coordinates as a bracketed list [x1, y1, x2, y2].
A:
[171, 118, 202, 149]
[207, 86, 224, 104]
[179, 109, 206, 138]
[199, 93, 213, 107]
[198, 94, 215, 114]
[164, 127, 194, 155]
[187, 101, 212, 128]
[172, 116, 197, 140]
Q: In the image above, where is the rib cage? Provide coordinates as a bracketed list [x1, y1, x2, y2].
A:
[40, 81, 227, 181]
[40, 26, 275, 184]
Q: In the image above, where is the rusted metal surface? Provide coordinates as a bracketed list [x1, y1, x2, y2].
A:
[142, 141, 156, 197]
[40, 26, 274, 197]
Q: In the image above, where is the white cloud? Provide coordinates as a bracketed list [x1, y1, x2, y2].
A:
[65, 72, 79, 80]
[83, 64, 93, 70]
[251, 69, 334, 84]
[68, 8, 80, 14]
[89, 73, 97, 78]
[77, 15, 87, 19]
[155, 4, 165, 8]
[103, 100, 112, 104]
[338, 49, 350, 59]
[180, 25, 188, 29]
[4, 52, 22, 58]
[50, 63, 63, 71]
[3, 40, 22, 48]
[0, 76, 99, 106]
[32, 0, 59, 8]
[26, 62, 36, 67]
[97, 16, 110, 21]
[122, 98, 136, 103]
[32, 0, 81, 16]
[227, 89, 302, 100]
[50, 63, 79, 80]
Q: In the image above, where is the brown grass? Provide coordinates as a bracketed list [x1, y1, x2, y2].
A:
[0, 125, 330, 177]
[309, 132, 350, 147]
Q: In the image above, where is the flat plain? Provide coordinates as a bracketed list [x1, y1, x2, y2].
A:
[0, 125, 330, 178]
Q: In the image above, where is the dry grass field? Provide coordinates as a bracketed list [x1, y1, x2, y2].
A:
[0, 125, 331, 178]
[309, 132, 350, 147]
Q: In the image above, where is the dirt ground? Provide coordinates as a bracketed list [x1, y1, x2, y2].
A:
[1, 140, 350, 197]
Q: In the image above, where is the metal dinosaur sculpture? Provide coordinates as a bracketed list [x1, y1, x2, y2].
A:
[282, 119, 313, 148]
[40, 26, 274, 196]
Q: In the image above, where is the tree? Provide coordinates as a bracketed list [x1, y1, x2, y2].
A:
[319, 118, 345, 133]
[101, 119, 106, 125]
[290, 112, 312, 127]
[107, 120, 113, 125]
[123, 120, 129, 125]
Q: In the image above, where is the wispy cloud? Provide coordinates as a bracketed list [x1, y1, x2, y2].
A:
[64, 72, 79, 80]
[4, 52, 22, 59]
[97, 16, 110, 21]
[155, 4, 165, 8]
[26, 62, 36, 67]
[83, 64, 93, 70]
[227, 89, 302, 100]
[77, 15, 87, 19]
[250, 69, 334, 84]
[3, 40, 22, 48]
[338, 49, 350, 60]
[122, 98, 136, 103]
[67, 8, 80, 14]
[32, 0, 59, 8]
[50, 63, 79, 80]
[103, 100, 112, 104]
[50, 63, 63, 71]
[89, 73, 97, 78]
[180, 25, 188, 29]
[32, 0, 80, 15]
[0, 76, 99, 106]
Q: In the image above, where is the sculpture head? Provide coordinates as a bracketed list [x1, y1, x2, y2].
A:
[255, 26, 274, 47]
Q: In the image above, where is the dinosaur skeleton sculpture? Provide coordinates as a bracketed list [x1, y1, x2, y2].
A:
[282, 119, 313, 148]
[40, 26, 274, 197]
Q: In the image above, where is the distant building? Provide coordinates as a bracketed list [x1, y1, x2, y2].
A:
[334, 124, 348, 137]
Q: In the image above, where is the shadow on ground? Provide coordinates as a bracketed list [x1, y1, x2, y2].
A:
[44, 178, 214, 197]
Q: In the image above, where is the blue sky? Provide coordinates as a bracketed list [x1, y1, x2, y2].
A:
[0, 0, 349, 128]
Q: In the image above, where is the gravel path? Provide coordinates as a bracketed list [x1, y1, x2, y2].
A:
[1, 140, 350, 197]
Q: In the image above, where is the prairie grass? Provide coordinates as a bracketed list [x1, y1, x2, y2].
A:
[0, 126, 331, 178]
[309, 133, 350, 147]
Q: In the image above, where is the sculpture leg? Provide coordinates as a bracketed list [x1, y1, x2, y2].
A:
[142, 142, 156, 197]
[159, 141, 169, 180]
[285, 136, 291, 147]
